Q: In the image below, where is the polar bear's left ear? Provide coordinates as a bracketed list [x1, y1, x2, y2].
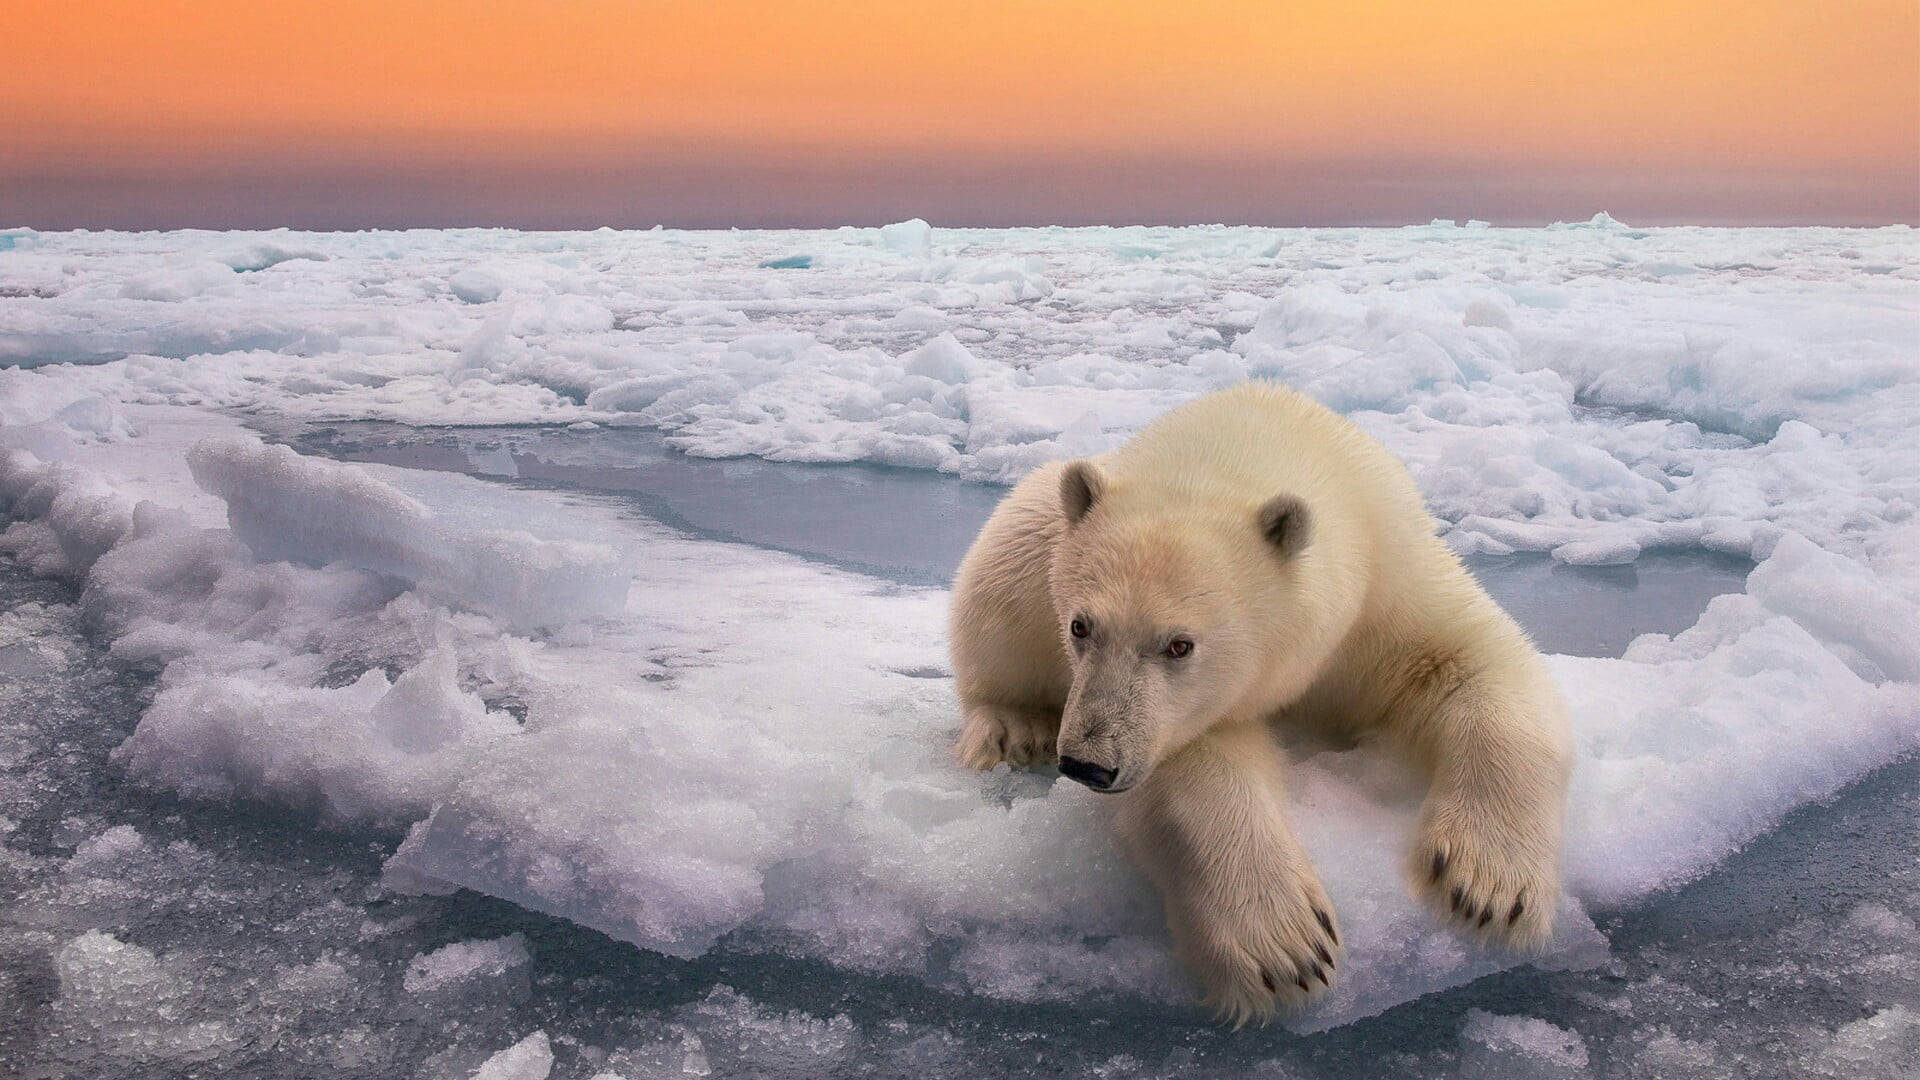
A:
[1257, 494, 1313, 558]
[1059, 460, 1105, 526]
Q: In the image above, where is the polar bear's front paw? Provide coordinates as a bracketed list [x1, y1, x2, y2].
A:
[954, 703, 1060, 770]
[1412, 799, 1559, 948]
[1169, 865, 1343, 1027]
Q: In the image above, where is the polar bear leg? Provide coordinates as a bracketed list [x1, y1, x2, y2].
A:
[955, 702, 1061, 769]
[1113, 720, 1342, 1027]
[1394, 668, 1572, 948]
[948, 465, 1071, 771]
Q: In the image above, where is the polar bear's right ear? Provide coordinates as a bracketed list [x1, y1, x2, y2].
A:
[1059, 460, 1105, 526]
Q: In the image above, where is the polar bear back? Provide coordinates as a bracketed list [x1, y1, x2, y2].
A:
[1104, 382, 1429, 533]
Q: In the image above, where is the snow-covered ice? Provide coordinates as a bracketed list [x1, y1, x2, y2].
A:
[404, 934, 532, 996]
[470, 1031, 554, 1080]
[1457, 1009, 1590, 1077]
[187, 435, 629, 632]
[1, 219, 1916, 1073]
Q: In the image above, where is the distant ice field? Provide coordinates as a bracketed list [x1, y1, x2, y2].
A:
[1, 218, 1916, 1049]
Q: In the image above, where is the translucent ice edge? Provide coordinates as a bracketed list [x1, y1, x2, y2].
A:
[2, 410, 1915, 1032]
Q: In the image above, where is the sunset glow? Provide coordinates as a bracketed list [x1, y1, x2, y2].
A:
[6, 0, 1916, 226]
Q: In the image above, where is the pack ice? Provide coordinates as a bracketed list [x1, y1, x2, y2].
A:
[1, 219, 1915, 1031]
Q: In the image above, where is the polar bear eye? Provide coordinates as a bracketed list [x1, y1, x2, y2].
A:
[1164, 638, 1194, 659]
[1069, 619, 1090, 639]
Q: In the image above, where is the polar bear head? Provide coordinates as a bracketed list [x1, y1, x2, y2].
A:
[1047, 459, 1323, 793]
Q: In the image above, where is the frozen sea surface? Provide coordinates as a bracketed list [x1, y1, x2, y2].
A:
[1, 220, 1917, 1076]
[1, 558, 1913, 1078]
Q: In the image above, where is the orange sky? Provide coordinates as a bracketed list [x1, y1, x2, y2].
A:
[4, 1, 1916, 226]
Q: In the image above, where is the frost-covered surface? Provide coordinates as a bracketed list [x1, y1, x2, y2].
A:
[1, 221, 1917, 1073]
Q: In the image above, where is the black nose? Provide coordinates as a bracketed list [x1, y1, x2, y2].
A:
[1057, 756, 1117, 791]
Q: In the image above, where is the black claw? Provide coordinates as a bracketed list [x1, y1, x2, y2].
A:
[1477, 907, 1493, 928]
[1315, 907, 1337, 945]
[1260, 969, 1277, 994]
[1449, 886, 1465, 913]
[1296, 975, 1311, 993]
[1312, 963, 1329, 987]
[1509, 895, 1526, 925]
[1315, 942, 1333, 967]
[1429, 849, 1447, 883]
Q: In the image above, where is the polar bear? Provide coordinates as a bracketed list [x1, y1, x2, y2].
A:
[948, 382, 1572, 1025]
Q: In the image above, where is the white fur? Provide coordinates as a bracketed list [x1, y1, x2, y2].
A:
[948, 382, 1573, 1025]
